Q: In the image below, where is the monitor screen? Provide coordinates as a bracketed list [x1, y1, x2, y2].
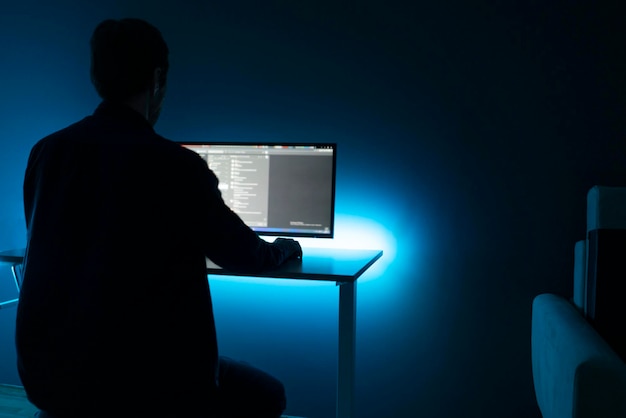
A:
[179, 142, 336, 238]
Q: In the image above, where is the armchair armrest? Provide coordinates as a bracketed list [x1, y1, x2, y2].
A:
[532, 293, 626, 418]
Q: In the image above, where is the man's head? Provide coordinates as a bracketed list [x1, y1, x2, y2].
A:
[90, 18, 169, 125]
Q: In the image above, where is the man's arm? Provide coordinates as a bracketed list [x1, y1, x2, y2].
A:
[191, 155, 301, 274]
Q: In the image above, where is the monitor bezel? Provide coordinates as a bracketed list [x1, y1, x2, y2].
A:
[178, 141, 337, 239]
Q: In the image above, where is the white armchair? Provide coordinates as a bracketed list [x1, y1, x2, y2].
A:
[532, 293, 626, 418]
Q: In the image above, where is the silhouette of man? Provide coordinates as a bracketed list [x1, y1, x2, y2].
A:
[16, 18, 301, 418]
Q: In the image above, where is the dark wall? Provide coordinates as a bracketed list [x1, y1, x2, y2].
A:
[1, 1, 624, 417]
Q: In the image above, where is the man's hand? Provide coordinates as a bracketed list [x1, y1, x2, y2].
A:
[273, 238, 303, 261]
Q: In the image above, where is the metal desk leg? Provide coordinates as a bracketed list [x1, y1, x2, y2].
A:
[0, 263, 22, 309]
[11, 263, 23, 292]
[337, 281, 356, 418]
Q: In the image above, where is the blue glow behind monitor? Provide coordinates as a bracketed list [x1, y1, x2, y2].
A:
[179, 142, 336, 238]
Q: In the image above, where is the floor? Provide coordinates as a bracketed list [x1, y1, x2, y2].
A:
[0, 385, 37, 418]
[0, 384, 306, 418]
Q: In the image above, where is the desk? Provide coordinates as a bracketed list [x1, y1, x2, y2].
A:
[207, 247, 383, 418]
[1, 247, 383, 418]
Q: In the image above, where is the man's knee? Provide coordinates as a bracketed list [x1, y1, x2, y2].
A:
[218, 356, 286, 417]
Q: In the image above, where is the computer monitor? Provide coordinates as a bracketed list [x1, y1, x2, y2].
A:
[179, 142, 336, 238]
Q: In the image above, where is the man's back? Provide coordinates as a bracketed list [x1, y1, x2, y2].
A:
[16, 102, 276, 415]
[16, 18, 299, 418]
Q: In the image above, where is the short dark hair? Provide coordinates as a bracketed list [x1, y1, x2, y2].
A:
[90, 18, 169, 102]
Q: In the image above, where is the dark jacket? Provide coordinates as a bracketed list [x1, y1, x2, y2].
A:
[16, 101, 295, 416]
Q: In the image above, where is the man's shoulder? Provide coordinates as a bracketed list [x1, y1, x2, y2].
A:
[151, 136, 207, 165]
[29, 116, 93, 153]
[27, 114, 210, 179]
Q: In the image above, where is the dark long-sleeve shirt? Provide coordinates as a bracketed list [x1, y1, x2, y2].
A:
[16, 101, 297, 416]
